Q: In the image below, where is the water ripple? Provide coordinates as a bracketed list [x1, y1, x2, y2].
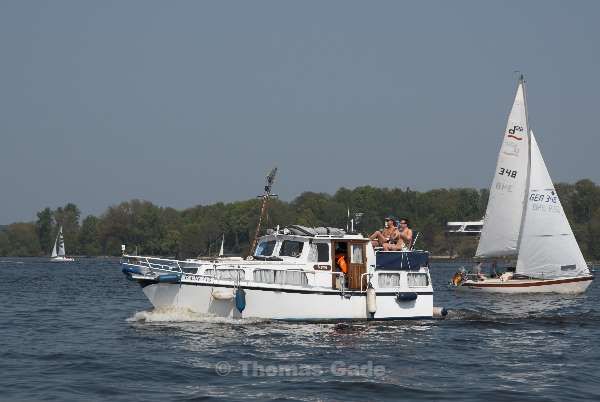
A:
[0, 258, 599, 401]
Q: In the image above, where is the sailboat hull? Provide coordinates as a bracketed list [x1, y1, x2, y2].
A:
[456, 275, 593, 294]
[50, 256, 75, 262]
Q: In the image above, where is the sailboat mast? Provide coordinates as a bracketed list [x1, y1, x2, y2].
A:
[515, 75, 532, 257]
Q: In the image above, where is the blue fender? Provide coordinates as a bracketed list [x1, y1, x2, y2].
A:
[122, 266, 143, 275]
[235, 289, 246, 313]
[396, 292, 418, 302]
[157, 273, 181, 283]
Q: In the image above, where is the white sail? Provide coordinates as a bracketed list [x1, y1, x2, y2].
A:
[476, 78, 530, 258]
[515, 132, 589, 278]
[57, 226, 66, 257]
[51, 236, 58, 258]
[219, 234, 224, 256]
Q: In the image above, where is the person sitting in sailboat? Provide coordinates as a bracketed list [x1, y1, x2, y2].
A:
[383, 218, 413, 251]
[369, 217, 400, 248]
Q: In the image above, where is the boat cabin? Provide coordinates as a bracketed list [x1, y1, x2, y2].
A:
[253, 225, 373, 290]
[122, 224, 431, 294]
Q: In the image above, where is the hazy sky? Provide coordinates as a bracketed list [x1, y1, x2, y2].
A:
[1, 0, 599, 223]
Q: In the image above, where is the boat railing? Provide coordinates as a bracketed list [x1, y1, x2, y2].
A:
[123, 255, 183, 273]
[360, 272, 374, 293]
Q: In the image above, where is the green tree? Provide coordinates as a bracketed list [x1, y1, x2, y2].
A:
[36, 208, 54, 254]
[1, 180, 598, 259]
[0, 231, 9, 256]
[79, 215, 101, 255]
[6, 223, 41, 256]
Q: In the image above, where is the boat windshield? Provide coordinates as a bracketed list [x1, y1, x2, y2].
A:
[255, 240, 276, 257]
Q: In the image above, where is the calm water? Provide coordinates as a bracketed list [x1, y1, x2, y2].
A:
[1, 258, 599, 402]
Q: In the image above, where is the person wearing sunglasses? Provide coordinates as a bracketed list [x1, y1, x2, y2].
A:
[383, 218, 413, 251]
[369, 217, 399, 248]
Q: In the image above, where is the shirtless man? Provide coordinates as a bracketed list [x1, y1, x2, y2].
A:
[369, 217, 400, 248]
[383, 218, 413, 251]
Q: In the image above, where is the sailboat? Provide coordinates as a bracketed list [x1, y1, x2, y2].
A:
[453, 76, 593, 293]
[50, 226, 75, 262]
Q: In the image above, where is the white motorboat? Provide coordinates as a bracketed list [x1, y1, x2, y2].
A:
[122, 225, 445, 320]
[50, 226, 75, 262]
[446, 220, 483, 236]
[453, 76, 593, 293]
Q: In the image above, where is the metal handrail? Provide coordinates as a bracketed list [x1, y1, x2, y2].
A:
[360, 272, 374, 293]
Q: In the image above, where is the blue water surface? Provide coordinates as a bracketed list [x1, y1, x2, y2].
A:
[0, 258, 599, 401]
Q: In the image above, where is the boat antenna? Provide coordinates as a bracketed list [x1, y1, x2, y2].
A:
[250, 167, 278, 255]
[513, 70, 522, 79]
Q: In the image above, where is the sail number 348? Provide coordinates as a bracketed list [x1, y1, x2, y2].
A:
[498, 168, 517, 178]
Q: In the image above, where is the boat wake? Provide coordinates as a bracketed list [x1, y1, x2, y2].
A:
[127, 307, 265, 325]
[442, 307, 520, 324]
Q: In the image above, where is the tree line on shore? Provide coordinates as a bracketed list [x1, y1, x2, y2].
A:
[1, 179, 599, 260]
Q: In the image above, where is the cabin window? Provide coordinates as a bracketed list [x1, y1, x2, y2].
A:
[317, 243, 329, 262]
[275, 270, 309, 286]
[407, 273, 429, 287]
[309, 243, 330, 262]
[279, 240, 304, 257]
[252, 269, 308, 286]
[378, 273, 401, 288]
[253, 269, 275, 284]
[255, 240, 276, 257]
[205, 269, 245, 281]
[351, 244, 363, 263]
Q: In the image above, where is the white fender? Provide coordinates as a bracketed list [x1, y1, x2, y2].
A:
[211, 288, 235, 300]
[366, 287, 377, 314]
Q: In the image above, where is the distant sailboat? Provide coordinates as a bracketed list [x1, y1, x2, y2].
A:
[50, 226, 74, 262]
[219, 233, 225, 257]
[453, 76, 593, 293]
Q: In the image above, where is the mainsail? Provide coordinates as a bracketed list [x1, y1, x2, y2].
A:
[51, 235, 58, 258]
[57, 227, 66, 257]
[476, 78, 530, 258]
[515, 131, 589, 278]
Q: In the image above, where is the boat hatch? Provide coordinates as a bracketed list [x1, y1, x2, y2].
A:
[375, 251, 429, 270]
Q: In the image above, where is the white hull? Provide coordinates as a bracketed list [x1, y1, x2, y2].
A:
[455, 275, 593, 294]
[141, 282, 433, 320]
[50, 256, 75, 262]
